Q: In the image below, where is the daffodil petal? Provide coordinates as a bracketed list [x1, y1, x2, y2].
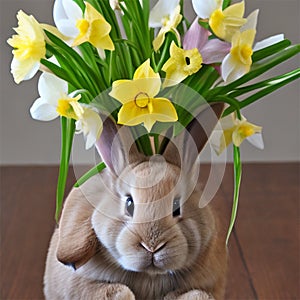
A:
[232, 129, 246, 147]
[118, 102, 149, 126]
[221, 48, 251, 83]
[241, 9, 259, 32]
[183, 17, 208, 51]
[85, 3, 114, 46]
[53, 0, 68, 25]
[201, 39, 230, 64]
[240, 29, 256, 48]
[55, 19, 79, 37]
[221, 128, 235, 153]
[38, 73, 67, 104]
[76, 108, 103, 149]
[62, 0, 82, 21]
[149, 0, 180, 28]
[247, 133, 264, 149]
[13, 11, 45, 41]
[253, 34, 284, 51]
[11, 57, 40, 84]
[192, 0, 221, 19]
[109, 80, 140, 104]
[30, 98, 58, 121]
[151, 98, 178, 122]
[133, 59, 159, 81]
[221, 53, 235, 82]
[53, 0, 82, 37]
[153, 28, 167, 52]
[223, 1, 245, 18]
[90, 29, 115, 50]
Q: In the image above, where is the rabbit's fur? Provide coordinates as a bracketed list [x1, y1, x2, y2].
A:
[44, 103, 228, 299]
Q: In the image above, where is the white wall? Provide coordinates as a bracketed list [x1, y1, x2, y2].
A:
[0, 0, 299, 165]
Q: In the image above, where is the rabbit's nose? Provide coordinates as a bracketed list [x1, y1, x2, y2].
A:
[140, 241, 166, 253]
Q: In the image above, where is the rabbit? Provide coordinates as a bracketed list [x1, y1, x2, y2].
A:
[44, 102, 228, 300]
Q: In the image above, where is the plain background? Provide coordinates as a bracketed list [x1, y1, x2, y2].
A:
[0, 0, 299, 165]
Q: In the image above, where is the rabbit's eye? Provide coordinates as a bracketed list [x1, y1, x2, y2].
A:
[173, 198, 181, 217]
[125, 196, 134, 217]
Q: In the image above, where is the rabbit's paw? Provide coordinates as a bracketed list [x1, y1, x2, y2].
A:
[165, 289, 214, 300]
[101, 284, 135, 300]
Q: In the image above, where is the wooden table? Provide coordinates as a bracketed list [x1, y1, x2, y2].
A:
[1, 164, 299, 299]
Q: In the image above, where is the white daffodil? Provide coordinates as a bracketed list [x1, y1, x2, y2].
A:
[30, 72, 102, 149]
[212, 112, 264, 154]
[192, 0, 246, 42]
[222, 10, 285, 83]
[53, 0, 114, 50]
[149, 0, 182, 51]
[75, 106, 103, 149]
[30, 72, 83, 121]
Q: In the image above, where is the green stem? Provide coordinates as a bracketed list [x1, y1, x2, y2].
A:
[226, 145, 242, 244]
[74, 162, 106, 187]
[55, 117, 75, 222]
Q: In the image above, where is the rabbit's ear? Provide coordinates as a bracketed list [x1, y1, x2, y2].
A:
[56, 188, 99, 270]
[95, 115, 144, 175]
[163, 103, 224, 169]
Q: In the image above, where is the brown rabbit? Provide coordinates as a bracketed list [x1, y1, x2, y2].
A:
[44, 103, 228, 299]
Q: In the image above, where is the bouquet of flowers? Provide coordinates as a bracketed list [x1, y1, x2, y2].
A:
[8, 0, 299, 242]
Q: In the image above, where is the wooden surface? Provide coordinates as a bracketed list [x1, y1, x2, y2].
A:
[0, 164, 299, 299]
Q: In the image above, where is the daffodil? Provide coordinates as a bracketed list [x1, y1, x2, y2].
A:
[162, 41, 203, 87]
[53, 0, 114, 50]
[30, 73, 83, 121]
[30, 73, 102, 149]
[183, 17, 230, 65]
[221, 10, 284, 83]
[75, 106, 103, 149]
[7, 10, 46, 84]
[149, 0, 182, 51]
[192, 0, 246, 42]
[212, 113, 264, 154]
[109, 59, 178, 132]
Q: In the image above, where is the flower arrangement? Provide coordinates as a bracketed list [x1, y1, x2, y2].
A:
[8, 0, 300, 242]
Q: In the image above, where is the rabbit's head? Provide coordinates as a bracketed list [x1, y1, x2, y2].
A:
[56, 103, 224, 275]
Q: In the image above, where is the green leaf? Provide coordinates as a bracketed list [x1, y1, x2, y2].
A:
[226, 145, 242, 244]
[223, 68, 300, 116]
[222, 0, 231, 10]
[252, 39, 291, 62]
[55, 117, 75, 222]
[44, 30, 103, 94]
[40, 59, 78, 87]
[74, 162, 106, 187]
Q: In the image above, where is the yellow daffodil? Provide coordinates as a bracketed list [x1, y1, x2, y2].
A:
[109, 59, 178, 132]
[7, 10, 46, 84]
[149, 0, 182, 51]
[212, 113, 264, 154]
[162, 41, 203, 88]
[192, 0, 246, 42]
[54, 0, 114, 50]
